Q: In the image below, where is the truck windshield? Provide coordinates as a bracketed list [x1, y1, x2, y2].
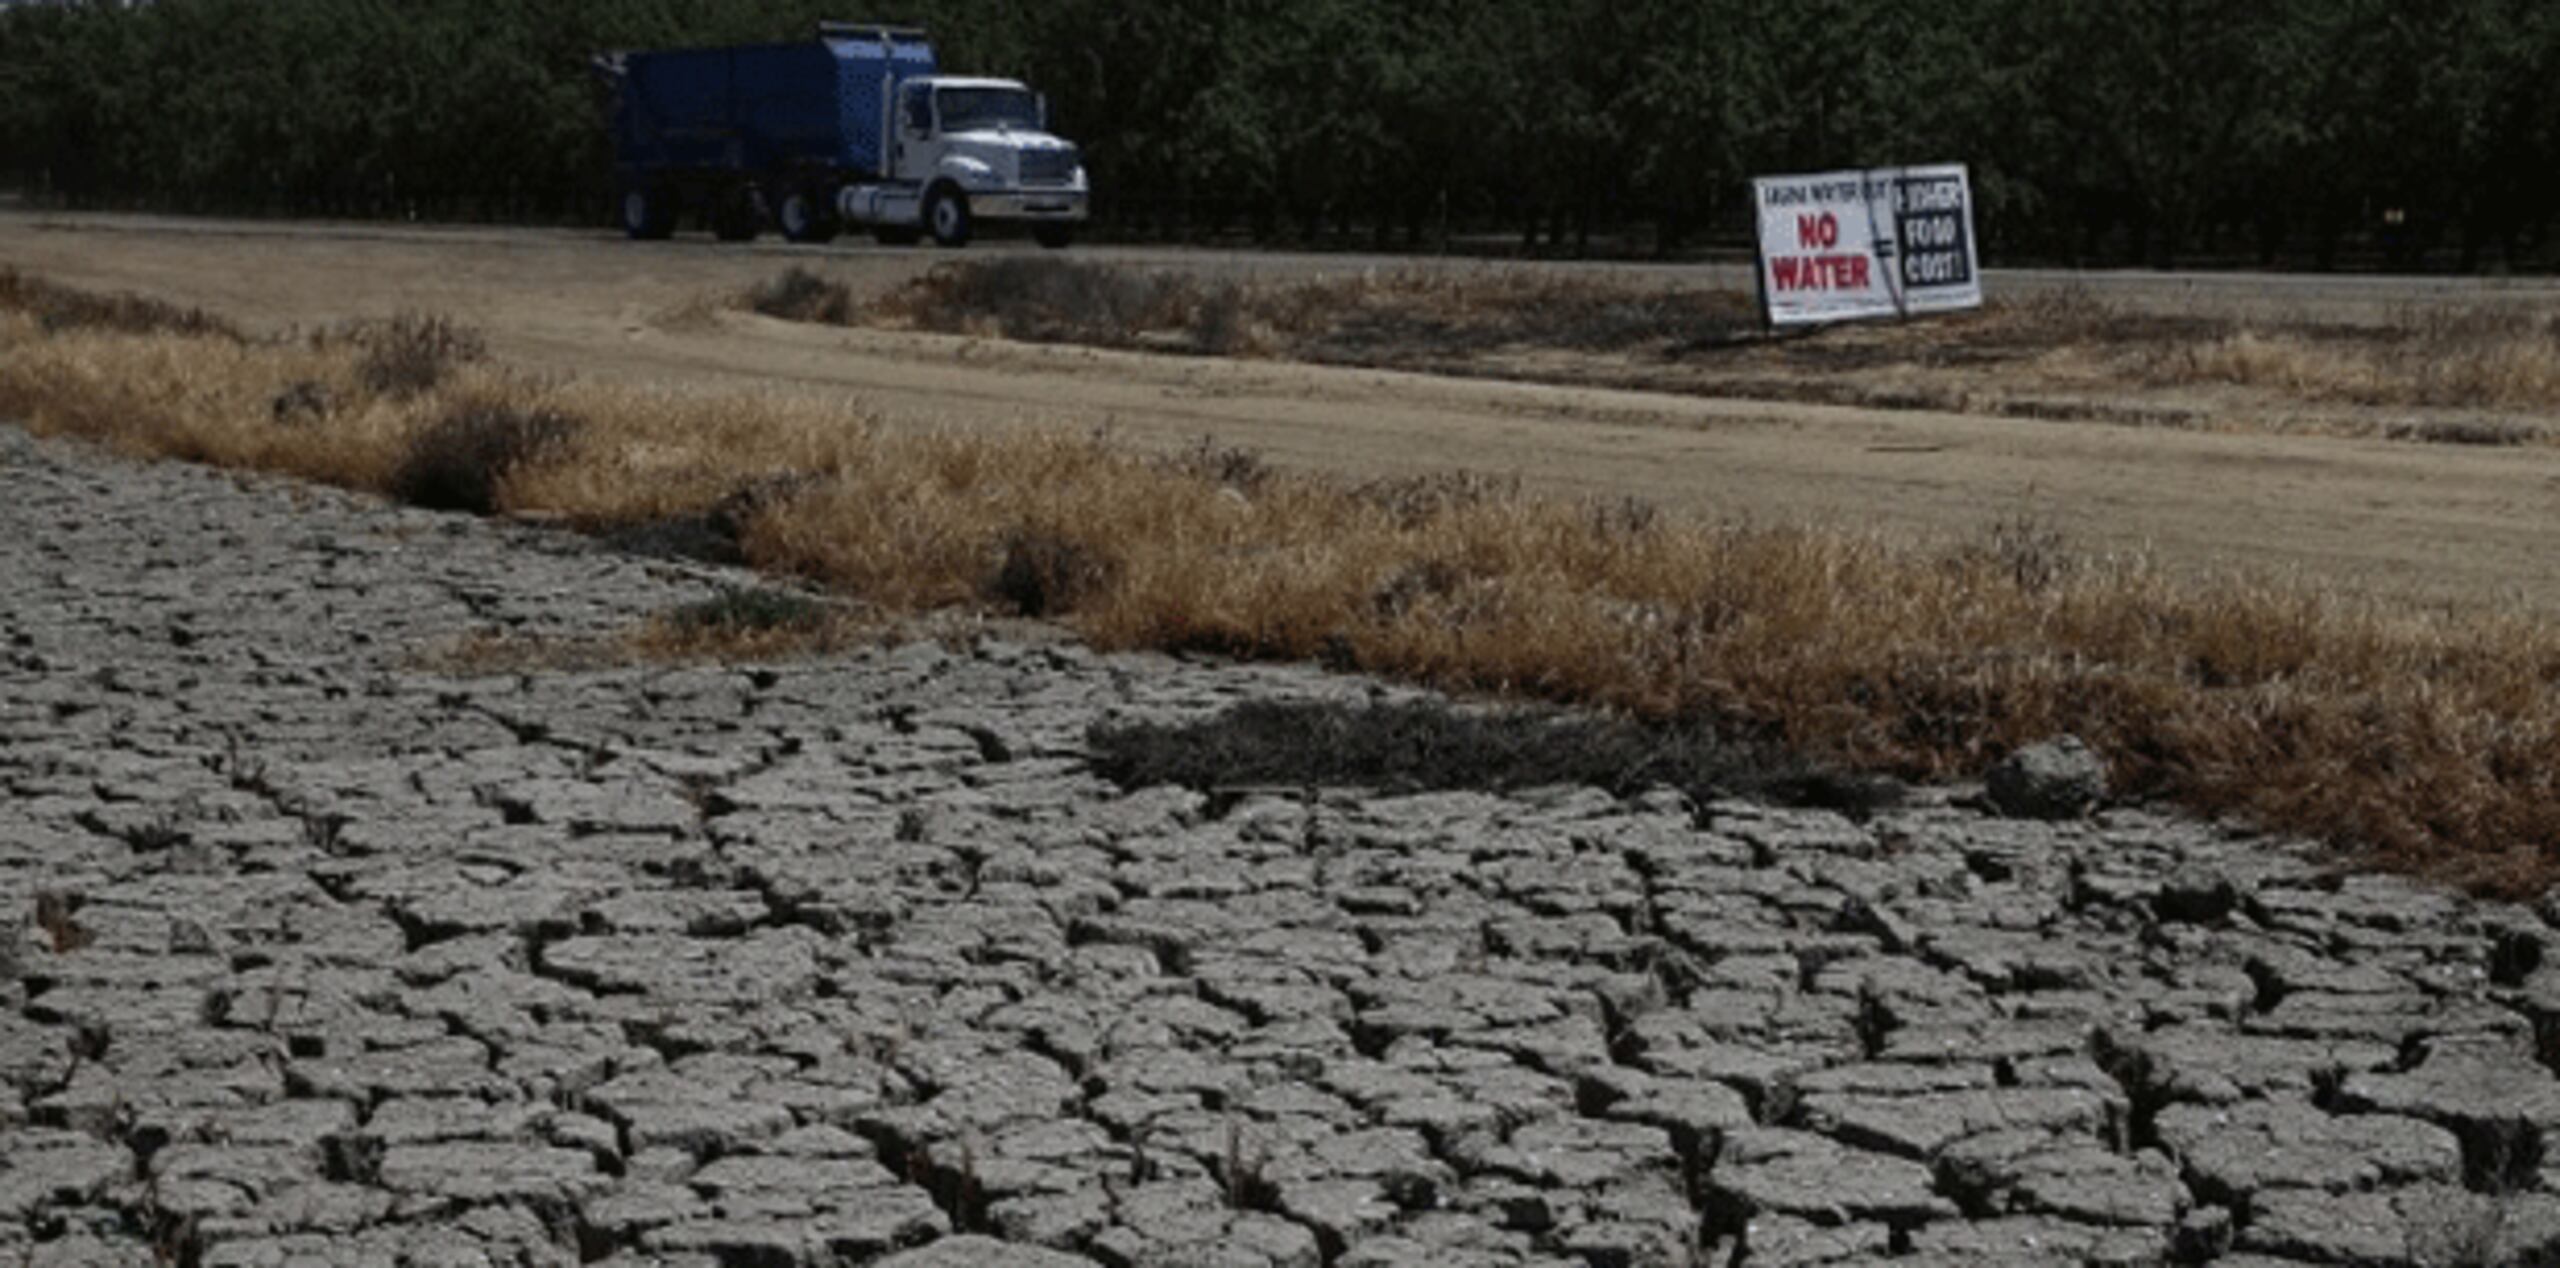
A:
[936, 87, 1040, 133]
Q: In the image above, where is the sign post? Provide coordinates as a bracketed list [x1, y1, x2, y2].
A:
[1752, 163, 1981, 328]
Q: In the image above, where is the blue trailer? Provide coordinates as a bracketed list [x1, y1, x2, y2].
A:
[601, 22, 1087, 248]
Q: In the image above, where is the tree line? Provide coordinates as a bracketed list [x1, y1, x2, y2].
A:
[2, 0, 2555, 269]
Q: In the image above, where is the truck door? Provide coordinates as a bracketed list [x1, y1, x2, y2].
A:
[896, 81, 933, 179]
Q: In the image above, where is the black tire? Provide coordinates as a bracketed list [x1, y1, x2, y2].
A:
[778, 188, 838, 245]
[924, 185, 972, 248]
[618, 184, 674, 240]
[712, 185, 764, 243]
[872, 225, 923, 247]
[1032, 223, 1075, 250]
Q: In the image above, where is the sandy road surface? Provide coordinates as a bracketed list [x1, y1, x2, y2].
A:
[8, 212, 2560, 609]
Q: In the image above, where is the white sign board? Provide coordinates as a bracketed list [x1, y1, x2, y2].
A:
[1753, 164, 1982, 327]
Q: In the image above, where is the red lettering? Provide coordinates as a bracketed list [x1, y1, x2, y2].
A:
[1771, 254, 1880, 293]
[1795, 212, 1839, 249]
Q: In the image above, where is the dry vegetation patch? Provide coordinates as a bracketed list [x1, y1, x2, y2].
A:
[812, 261, 2560, 441]
[415, 586, 884, 674]
[1090, 699, 1902, 815]
[8, 271, 2560, 895]
[856, 259, 1762, 360]
[0, 266, 239, 339]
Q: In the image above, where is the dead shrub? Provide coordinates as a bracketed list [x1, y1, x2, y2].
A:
[747, 267, 857, 325]
[595, 469, 825, 565]
[630, 585, 880, 661]
[991, 527, 1121, 617]
[662, 586, 832, 638]
[2384, 418, 2539, 446]
[1351, 470, 1523, 527]
[1161, 434, 1271, 494]
[1956, 511, 2072, 592]
[269, 379, 337, 427]
[874, 257, 1202, 345]
[1370, 558, 1474, 620]
[341, 313, 488, 399]
[391, 399, 580, 513]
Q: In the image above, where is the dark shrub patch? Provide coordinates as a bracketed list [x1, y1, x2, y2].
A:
[597, 471, 822, 566]
[992, 528, 1121, 617]
[1161, 434, 1271, 494]
[748, 267, 857, 324]
[0, 268, 239, 339]
[2385, 418, 2539, 446]
[391, 401, 580, 513]
[881, 258, 1207, 345]
[663, 586, 832, 637]
[344, 313, 487, 399]
[1089, 699, 1904, 816]
[269, 379, 337, 426]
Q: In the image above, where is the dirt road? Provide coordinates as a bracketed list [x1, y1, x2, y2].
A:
[9, 212, 2560, 609]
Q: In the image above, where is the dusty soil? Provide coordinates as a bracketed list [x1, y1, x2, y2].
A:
[9, 213, 2560, 610]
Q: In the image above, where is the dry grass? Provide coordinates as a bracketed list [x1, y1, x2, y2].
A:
[9, 271, 2560, 895]
[414, 587, 885, 674]
[2140, 305, 2560, 413]
[856, 258, 1761, 359]
[826, 261, 2560, 438]
[0, 267, 239, 339]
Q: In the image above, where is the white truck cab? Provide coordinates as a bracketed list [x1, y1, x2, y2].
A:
[840, 75, 1088, 248]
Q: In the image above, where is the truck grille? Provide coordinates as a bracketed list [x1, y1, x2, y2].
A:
[1019, 148, 1079, 187]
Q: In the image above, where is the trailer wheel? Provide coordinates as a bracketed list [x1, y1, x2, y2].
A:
[619, 185, 675, 240]
[778, 189, 838, 245]
[924, 185, 972, 248]
[712, 185, 764, 243]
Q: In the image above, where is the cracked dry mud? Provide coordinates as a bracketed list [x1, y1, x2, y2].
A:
[7, 424, 2560, 1268]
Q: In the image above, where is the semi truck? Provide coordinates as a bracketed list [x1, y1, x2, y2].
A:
[599, 22, 1086, 248]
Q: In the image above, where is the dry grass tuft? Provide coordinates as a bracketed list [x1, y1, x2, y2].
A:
[867, 257, 1253, 351]
[336, 312, 489, 399]
[629, 585, 879, 660]
[991, 527, 1122, 618]
[390, 397, 582, 513]
[418, 588, 881, 674]
[11, 269, 2560, 895]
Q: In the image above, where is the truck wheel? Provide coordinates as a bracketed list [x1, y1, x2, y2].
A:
[1032, 223, 1075, 250]
[778, 189, 838, 245]
[619, 185, 674, 240]
[712, 186, 764, 243]
[924, 186, 972, 248]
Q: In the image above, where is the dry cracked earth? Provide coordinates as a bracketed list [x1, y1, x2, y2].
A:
[9, 423, 2560, 1268]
